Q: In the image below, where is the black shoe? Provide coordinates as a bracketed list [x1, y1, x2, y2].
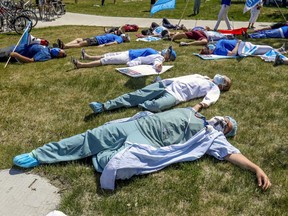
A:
[242, 31, 249, 40]
[273, 54, 284, 67]
[71, 56, 78, 69]
[81, 48, 86, 60]
[57, 39, 64, 49]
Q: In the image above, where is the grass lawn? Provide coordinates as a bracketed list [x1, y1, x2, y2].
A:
[1, 3, 288, 216]
[64, 0, 288, 22]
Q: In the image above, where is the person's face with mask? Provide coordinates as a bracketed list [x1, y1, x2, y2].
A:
[213, 74, 231, 91]
[207, 116, 233, 135]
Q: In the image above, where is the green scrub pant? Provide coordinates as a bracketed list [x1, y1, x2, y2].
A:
[103, 82, 177, 112]
[34, 121, 155, 165]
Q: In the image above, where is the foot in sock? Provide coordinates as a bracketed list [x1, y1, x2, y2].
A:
[13, 152, 40, 168]
[89, 102, 104, 113]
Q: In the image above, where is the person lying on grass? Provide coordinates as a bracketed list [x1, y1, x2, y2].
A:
[0, 42, 66, 63]
[56, 33, 130, 49]
[71, 46, 176, 72]
[172, 26, 232, 47]
[274, 53, 288, 66]
[88, 74, 231, 114]
[246, 25, 288, 39]
[13, 107, 271, 191]
[199, 39, 286, 56]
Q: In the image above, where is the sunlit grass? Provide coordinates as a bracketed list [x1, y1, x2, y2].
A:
[64, 0, 288, 22]
[0, 25, 287, 215]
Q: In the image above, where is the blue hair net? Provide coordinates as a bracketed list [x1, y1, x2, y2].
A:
[161, 46, 177, 61]
[225, 116, 238, 137]
[50, 48, 61, 57]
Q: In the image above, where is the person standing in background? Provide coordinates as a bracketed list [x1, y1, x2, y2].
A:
[248, 0, 263, 29]
[150, 0, 156, 11]
[214, 0, 232, 31]
[193, 0, 201, 15]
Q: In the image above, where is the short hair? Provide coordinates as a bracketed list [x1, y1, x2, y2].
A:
[200, 46, 210, 54]
[222, 76, 232, 91]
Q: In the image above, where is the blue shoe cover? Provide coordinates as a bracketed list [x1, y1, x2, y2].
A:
[13, 153, 40, 168]
[89, 102, 104, 113]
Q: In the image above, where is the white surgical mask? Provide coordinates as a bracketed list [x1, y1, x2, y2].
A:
[207, 116, 227, 132]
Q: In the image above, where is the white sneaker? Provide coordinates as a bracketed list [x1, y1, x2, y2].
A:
[179, 42, 189, 47]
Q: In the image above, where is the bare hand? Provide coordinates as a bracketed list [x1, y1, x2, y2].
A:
[192, 103, 203, 112]
[256, 168, 272, 191]
[155, 63, 162, 72]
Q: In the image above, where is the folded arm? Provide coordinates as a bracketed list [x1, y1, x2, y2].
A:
[127, 54, 164, 72]
[227, 40, 241, 56]
[10, 52, 34, 63]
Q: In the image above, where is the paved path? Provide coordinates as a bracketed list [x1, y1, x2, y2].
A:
[36, 12, 273, 29]
[0, 169, 61, 216]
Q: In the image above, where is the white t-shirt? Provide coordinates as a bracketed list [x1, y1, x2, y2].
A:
[152, 26, 168, 37]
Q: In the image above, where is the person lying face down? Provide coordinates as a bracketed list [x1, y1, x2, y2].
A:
[0, 43, 66, 63]
[200, 39, 286, 56]
[13, 107, 271, 191]
[56, 33, 130, 49]
[71, 46, 177, 72]
[88, 74, 231, 114]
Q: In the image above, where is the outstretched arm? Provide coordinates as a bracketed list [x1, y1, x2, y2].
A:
[106, 41, 118, 46]
[224, 153, 271, 191]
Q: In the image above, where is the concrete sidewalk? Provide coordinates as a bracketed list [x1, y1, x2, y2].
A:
[36, 12, 273, 30]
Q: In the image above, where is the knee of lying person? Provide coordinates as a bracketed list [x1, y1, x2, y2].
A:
[138, 102, 161, 112]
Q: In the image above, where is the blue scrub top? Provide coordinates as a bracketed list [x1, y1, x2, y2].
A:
[213, 39, 237, 56]
[15, 44, 52, 62]
[95, 34, 123, 44]
[128, 48, 159, 60]
[281, 26, 288, 37]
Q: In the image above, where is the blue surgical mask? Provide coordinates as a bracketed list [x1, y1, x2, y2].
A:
[207, 43, 216, 51]
[213, 74, 225, 85]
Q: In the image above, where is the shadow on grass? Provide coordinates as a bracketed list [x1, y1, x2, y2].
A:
[84, 108, 138, 122]
[83, 112, 99, 122]
[65, 67, 77, 73]
[124, 76, 148, 90]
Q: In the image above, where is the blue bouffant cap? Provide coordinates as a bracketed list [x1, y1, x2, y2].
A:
[161, 46, 176, 61]
[225, 116, 238, 137]
[50, 48, 61, 57]
[169, 46, 177, 61]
